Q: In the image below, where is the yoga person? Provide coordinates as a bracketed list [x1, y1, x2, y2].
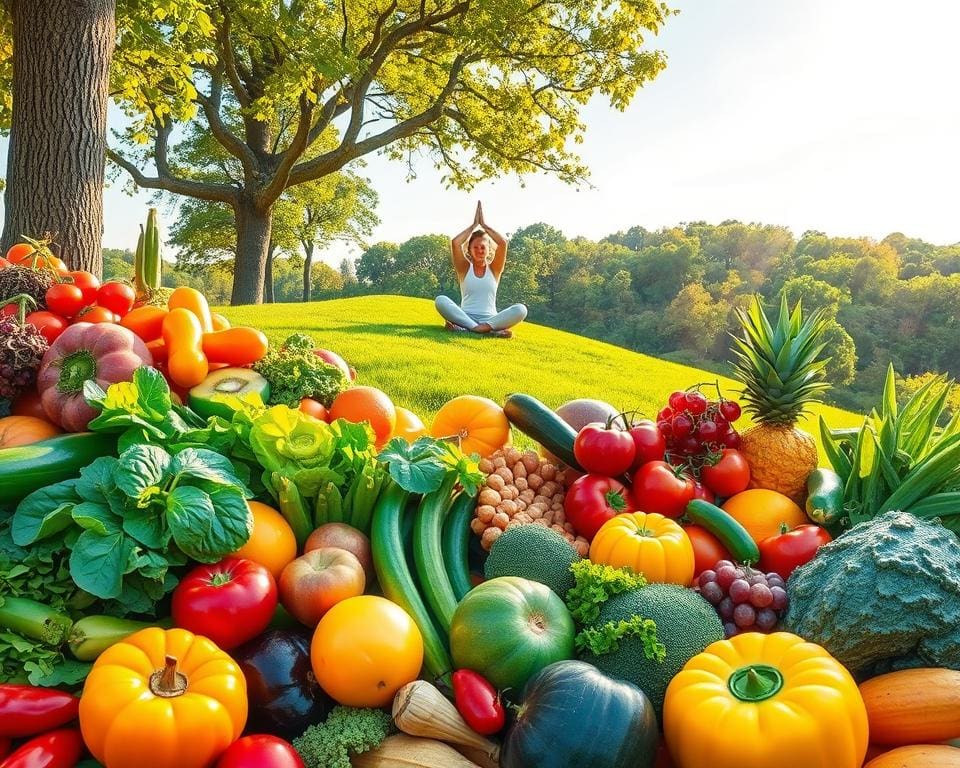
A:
[436, 202, 528, 338]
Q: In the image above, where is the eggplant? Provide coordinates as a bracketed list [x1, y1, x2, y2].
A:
[233, 629, 333, 738]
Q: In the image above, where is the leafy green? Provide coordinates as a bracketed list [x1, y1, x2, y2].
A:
[565, 559, 648, 626]
[293, 706, 393, 768]
[575, 616, 666, 661]
[253, 334, 349, 407]
[378, 436, 484, 495]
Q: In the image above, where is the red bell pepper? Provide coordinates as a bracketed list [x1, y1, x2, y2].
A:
[0, 685, 79, 738]
[758, 524, 833, 579]
[0, 728, 84, 768]
[451, 669, 505, 736]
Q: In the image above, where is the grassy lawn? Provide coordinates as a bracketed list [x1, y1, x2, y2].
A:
[223, 295, 865, 453]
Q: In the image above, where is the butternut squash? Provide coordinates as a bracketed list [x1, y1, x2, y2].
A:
[864, 745, 960, 768]
[859, 668, 960, 746]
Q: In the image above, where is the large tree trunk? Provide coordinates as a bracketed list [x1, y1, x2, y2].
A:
[302, 241, 315, 302]
[231, 200, 272, 305]
[264, 242, 275, 303]
[1, 0, 116, 275]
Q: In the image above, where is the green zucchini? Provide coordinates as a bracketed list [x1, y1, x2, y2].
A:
[69, 615, 172, 661]
[442, 492, 475, 601]
[412, 475, 460, 633]
[0, 432, 117, 505]
[503, 393, 583, 471]
[805, 468, 844, 525]
[686, 499, 760, 564]
[371, 481, 453, 683]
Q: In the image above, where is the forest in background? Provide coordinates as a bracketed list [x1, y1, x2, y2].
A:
[104, 220, 960, 414]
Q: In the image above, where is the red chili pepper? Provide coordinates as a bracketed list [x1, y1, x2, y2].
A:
[451, 669, 505, 736]
[0, 728, 84, 768]
[0, 685, 79, 738]
[758, 523, 833, 579]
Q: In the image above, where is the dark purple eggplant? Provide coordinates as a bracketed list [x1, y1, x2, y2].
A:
[233, 629, 333, 738]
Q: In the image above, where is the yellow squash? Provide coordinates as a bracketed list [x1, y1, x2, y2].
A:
[663, 632, 868, 768]
[79, 627, 247, 768]
[589, 512, 694, 585]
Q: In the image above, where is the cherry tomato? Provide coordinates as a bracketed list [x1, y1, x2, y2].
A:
[44, 284, 85, 318]
[564, 474, 633, 540]
[630, 460, 695, 518]
[172, 557, 277, 650]
[701, 449, 751, 498]
[80, 306, 118, 324]
[5, 243, 35, 264]
[215, 735, 304, 768]
[627, 419, 666, 470]
[25, 311, 67, 343]
[684, 524, 731, 578]
[573, 421, 636, 477]
[299, 398, 330, 422]
[451, 669, 506, 736]
[67, 271, 100, 305]
[96, 281, 136, 317]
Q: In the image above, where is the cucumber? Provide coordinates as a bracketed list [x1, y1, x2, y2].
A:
[0, 432, 117, 505]
[69, 615, 172, 661]
[686, 499, 760, 564]
[805, 468, 844, 525]
[503, 393, 583, 471]
[371, 481, 453, 683]
[442, 492, 475, 601]
[412, 475, 460, 633]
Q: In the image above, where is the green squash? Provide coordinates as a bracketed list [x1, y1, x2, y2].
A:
[501, 660, 658, 768]
[450, 576, 574, 693]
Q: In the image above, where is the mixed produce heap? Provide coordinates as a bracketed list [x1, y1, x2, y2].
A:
[2, 239, 960, 768]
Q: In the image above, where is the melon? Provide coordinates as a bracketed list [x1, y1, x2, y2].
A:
[555, 399, 621, 431]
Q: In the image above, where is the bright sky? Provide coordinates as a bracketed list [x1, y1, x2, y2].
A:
[3, 0, 959, 264]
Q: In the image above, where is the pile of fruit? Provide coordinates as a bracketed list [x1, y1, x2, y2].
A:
[2, 231, 960, 768]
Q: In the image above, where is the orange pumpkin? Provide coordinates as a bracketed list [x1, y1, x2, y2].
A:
[430, 395, 509, 458]
[865, 745, 960, 767]
[0, 415, 61, 448]
[589, 512, 695, 585]
[859, 668, 960, 746]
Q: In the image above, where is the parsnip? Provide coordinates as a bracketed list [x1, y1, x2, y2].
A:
[351, 734, 483, 768]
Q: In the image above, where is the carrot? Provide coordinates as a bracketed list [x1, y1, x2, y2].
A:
[120, 306, 168, 342]
[202, 327, 269, 366]
[162, 308, 208, 388]
[168, 287, 213, 333]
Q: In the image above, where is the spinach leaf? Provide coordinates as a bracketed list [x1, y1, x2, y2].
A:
[71, 502, 121, 537]
[114, 444, 171, 501]
[378, 437, 449, 493]
[122, 507, 169, 550]
[166, 485, 251, 562]
[170, 447, 249, 493]
[12, 480, 80, 546]
[69, 530, 134, 600]
[75, 457, 118, 505]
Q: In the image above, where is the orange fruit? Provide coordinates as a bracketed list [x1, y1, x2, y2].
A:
[721, 489, 808, 544]
[5, 242, 35, 264]
[392, 407, 427, 442]
[231, 500, 298, 580]
[330, 386, 396, 446]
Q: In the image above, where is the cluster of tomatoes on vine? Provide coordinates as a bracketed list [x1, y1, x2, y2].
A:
[657, 385, 743, 463]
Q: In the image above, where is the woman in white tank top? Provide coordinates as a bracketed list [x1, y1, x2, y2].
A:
[435, 203, 528, 338]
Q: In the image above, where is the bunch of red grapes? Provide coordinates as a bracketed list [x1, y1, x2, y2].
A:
[696, 560, 789, 638]
[657, 387, 742, 460]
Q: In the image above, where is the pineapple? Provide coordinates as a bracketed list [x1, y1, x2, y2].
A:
[730, 294, 831, 503]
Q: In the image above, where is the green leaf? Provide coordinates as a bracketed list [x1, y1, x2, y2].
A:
[378, 436, 448, 494]
[71, 502, 121, 536]
[75, 457, 118, 504]
[115, 444, 172, 500]
[25, 658, 92, 687]
[69, 531, 134, 600]
[565, 560, 648, 626]
[166, 485, 251, 562]
[12, 480, 80, 546]
[122, 507, 170, 549]
[575, 616, 665, 661]
[169, 447, 247, 491]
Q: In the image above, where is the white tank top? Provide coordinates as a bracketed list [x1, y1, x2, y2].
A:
[460, 265, 498, 317]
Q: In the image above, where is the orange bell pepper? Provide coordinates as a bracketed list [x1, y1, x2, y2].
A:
[78, 627, 247, 768]
[120, 305, 168, 342]
[202, 327, 269, 366]
[211, 312, 231, 331]
[168, 287, 213, 333]
[162, 308, 208, 388]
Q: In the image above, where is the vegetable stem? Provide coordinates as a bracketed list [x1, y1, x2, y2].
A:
[149, 655, 188, 698]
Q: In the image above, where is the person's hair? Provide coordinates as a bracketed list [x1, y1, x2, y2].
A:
[467, 229, 493, 263]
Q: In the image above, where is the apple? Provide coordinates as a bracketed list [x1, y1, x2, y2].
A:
[304, 523, 373, 578]
[279, 548, 365, 627]
[312, 349, 355, 381]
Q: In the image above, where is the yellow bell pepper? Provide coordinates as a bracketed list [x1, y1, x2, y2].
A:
[589, 511, 694, 585]
[663, 632, 868, 768]
[79, 627, 247, 768]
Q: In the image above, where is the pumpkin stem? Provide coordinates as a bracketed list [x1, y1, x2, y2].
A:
[728, 664, 783, 702]
[150, 654, 188, 698]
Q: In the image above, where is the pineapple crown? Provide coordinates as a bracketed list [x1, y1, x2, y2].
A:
[730, 293, 832, 425]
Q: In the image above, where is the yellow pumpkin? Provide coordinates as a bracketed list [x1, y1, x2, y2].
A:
[79, 627, 247, 768]
[430, 395, 509, 458]
[663, 632, 868, 768]
[0, 415, 61, 448]
[589, 512, 694, 585]
[865, 745, 960, 768]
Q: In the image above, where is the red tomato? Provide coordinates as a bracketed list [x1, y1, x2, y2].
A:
[627, 419, 666, 470]
[451, 669, 505, 736]
[573, 421, 636, 477]
[171, 557, 278, 650]
[25, 311, 67, 343]
[299, 397, 329, 422]
[683, 524, 731, 578]
[691, 482, 716, 504]
[215, 735, 305, 768]
[0, 303, 17, 319]
[5, 243, 35, 264]
[701, 449, 751, 498]
[67, 271, 100, 305]
[0, 256, 10, 270]
[45, 284, 85, 318]
[757, 524, 832, 579]
[80, 306, 118, 324]
[630, 460, 695, 518]
[564, 474, 633, 540]
[96, 281, 136, 317]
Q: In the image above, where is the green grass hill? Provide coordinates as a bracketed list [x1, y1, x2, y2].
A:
[222, 295, 864, 449]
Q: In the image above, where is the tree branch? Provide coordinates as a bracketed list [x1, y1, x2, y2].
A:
[258, 93, 315, 206]
[215, 1, 252, 108]
[196, 84, 258, 171]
